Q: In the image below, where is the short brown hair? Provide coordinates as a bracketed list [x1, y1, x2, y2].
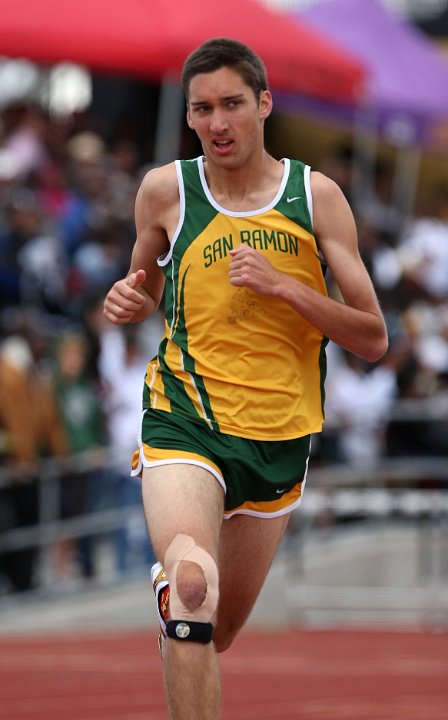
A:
[181, 37, 268, 100]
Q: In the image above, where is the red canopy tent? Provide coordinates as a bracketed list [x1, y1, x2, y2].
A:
[0, 0, 365, 104]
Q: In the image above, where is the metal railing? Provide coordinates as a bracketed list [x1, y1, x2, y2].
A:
[282, 468, 448, 627]
[0, 448, 447, 626]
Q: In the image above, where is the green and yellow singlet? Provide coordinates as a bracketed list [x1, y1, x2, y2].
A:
[144, 156, 328, 441]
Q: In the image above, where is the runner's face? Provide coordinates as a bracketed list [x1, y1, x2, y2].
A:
[186, 66, 272, 168]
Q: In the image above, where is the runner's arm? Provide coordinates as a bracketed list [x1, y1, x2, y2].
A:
[104, 164, 178, 325]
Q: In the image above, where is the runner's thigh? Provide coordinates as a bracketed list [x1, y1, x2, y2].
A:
[141, 463, 225, 560]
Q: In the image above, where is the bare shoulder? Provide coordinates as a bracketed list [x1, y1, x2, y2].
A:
[310, 170, 356, 240]
[137, 162, 179, 208]
[310, 170, 348, 207]
[135, 162, 180, 240]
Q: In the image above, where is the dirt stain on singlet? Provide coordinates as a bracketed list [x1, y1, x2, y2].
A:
[227, 288, 259, 324]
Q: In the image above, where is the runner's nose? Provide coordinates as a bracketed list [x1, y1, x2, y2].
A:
[210, 109, 229, 134]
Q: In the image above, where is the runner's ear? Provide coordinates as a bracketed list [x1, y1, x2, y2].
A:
[259, 90, 272, 120]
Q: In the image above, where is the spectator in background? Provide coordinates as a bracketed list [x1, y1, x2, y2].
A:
[107, 137, 140, 224]
[0, 324, 67, 592]
[356, 219, 402, 304]
[356, 158, 404, 239]
[34, 157, 74, 222]
[315, 142, 356, 204]
[98, 316, 163, 575]
[385, 301, 448, 459]
[51, 330, 106, 583]
[396, 182, 448, 302]
[59, 132, 136, 317]
[45, 131, 110, 264]
[323, 346, 397, 466]
[402, 299, 448, 380]
[72, 217, 133, 301]
[0, 187, 68, 314]
[0, 104, 49, 184]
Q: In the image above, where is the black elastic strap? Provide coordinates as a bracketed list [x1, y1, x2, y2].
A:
[166, 620, 213, 644]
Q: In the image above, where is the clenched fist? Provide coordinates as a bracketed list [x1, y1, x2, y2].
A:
[228, 243, 283, 296]
[103, 269, 147, 324]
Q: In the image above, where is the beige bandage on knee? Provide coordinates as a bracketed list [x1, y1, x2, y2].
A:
[163, 533, 219, 622]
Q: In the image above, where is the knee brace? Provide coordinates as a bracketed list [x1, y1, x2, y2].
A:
[163, 533, 219, 644]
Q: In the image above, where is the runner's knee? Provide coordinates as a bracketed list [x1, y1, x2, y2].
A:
[163, 534, 219, 643]
[176, 560, 207, 611]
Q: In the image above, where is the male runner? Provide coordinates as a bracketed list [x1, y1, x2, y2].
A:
[104, 37, 388, 720]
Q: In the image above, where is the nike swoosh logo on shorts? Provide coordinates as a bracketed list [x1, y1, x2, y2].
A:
[286, 196, 301, 203]
[276, 488, 288, 494]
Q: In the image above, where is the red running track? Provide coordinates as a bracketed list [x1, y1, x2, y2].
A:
[0, 627, 447, 719]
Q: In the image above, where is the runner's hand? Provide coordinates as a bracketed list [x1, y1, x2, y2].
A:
[103, 269, 147, 324]
[229, 244, 282, 296]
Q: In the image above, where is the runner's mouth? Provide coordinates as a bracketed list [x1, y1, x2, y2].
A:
[213, 139, 234, 153]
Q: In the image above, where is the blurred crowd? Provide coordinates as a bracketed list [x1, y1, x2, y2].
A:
[0, 100, 447, 594]
[315, 145, 448, 468]
[0, 102, 164, 593]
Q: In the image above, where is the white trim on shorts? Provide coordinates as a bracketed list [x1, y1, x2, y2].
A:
[223, 497, 303, 520]
[131, 427, 311, 520]
[131, 443, 227, 495]
[223, 451, 310, 519]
